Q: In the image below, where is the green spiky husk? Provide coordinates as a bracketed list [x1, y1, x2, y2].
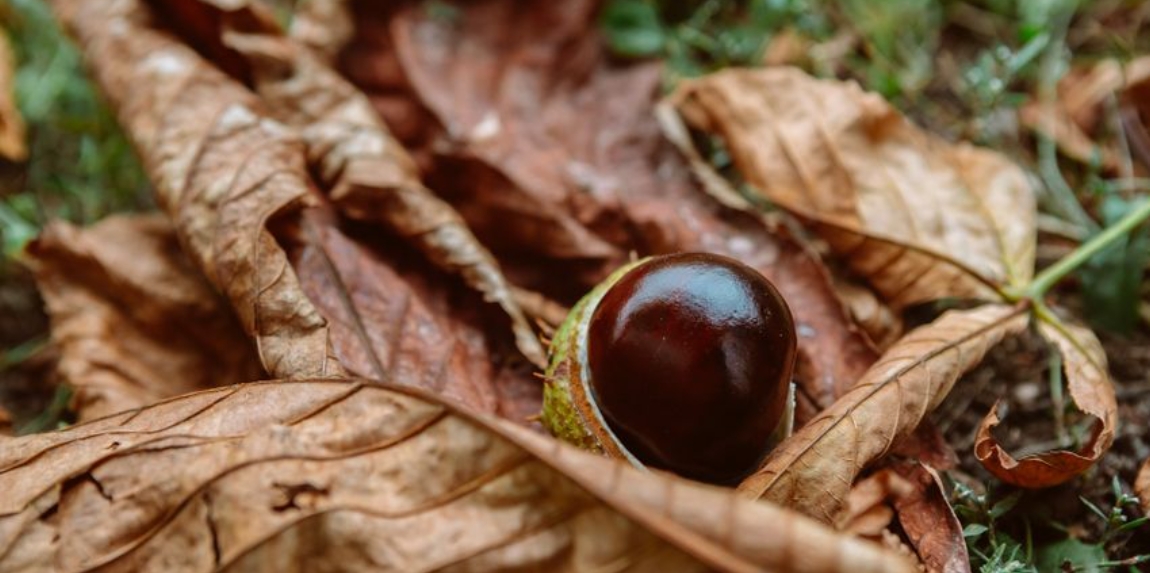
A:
[540, 258, 648, 454]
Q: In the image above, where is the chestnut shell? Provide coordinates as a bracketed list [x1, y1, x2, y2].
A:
[586, 252, 796, 485]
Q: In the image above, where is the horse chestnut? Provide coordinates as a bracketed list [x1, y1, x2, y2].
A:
[541, 252, 796, 485]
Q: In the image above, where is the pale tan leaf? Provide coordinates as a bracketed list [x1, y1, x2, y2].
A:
[0, 29, 25, 161]
[26, 214, 264, 421]
[48, 0, 345, 380]
[0, 380, 915, 573]
[738, 304, 1029, 522]
[671, 68, 1037, 309]
[974, 319, 1117, 488]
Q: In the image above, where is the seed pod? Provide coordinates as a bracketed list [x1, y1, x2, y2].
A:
[541, 252, 796, 485]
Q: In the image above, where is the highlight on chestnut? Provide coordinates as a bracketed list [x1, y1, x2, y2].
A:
[540, 252, 797, 485]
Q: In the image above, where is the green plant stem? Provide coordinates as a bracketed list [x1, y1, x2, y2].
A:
[1022, 198, 1150, 300]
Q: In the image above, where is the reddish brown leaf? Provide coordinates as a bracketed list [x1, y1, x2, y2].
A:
[889, 463, 970, 573]
[26, 214, 264, 421]
[315, 0, 880, 410]
[739, 304, 1029, 523]
[287, 208, 542, 421]
[671, 68, 1037, 310]
[0, 380, 916, 573]
[974, 319, 1118, 488]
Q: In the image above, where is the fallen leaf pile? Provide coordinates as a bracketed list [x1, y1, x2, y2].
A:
[0, 380, 913, 572]
[0, 0, 1137, 571]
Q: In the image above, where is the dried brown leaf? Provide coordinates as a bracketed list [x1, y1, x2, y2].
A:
[49, 0, 345, 380]
[153, 0, 545, 366]
[0, 29, 25, 162]
[739, 304, 1029, 522]
[671, 68, 1037, 310]
[974, 319, 1117, 488]
[0, 380, 915, 573]
[26, 214, 264, 421]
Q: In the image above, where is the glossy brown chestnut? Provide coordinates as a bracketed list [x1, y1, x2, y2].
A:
[586, 252, 796, 485]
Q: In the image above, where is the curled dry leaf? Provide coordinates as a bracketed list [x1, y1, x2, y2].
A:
[0, 380, 916, 573]
[151, 0, 545, 366]
[974, 320, 1118, 488]
[314, 0, 879, 411]
[49, 0, 344, 380]
[25, 214, 264, 421]
[0, 28, 25, 161]
[739, 304, 1029, 523]
[1137, 457, 1150, 514]
[671, 68, 1037, 310]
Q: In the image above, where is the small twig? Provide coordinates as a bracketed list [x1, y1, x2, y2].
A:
[1048, 351, 1068, 445]
[1018, 198, 1150, 300]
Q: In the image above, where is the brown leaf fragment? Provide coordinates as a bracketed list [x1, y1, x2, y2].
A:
[0, 28, 25, 162]
[152, 0, 545, 366]
[835, 470, 907, 537]
[0, 380, 916, 573]
[833, 278, 904, 350]
[974, 320, 1117, 488]
[889, 463, 971, 573]
[48, 0, 345, 380]
[739, 304, 1029, 523]
[671, 68, 1037, 309]
[1137, 457, 1150, 515]
[0, 406, 10, 437]
[1020, 56, 1150, 170]
[26, 214, 264, 421]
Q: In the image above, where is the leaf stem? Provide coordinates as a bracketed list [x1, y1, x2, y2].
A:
[1022, 198, 1150, 300]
